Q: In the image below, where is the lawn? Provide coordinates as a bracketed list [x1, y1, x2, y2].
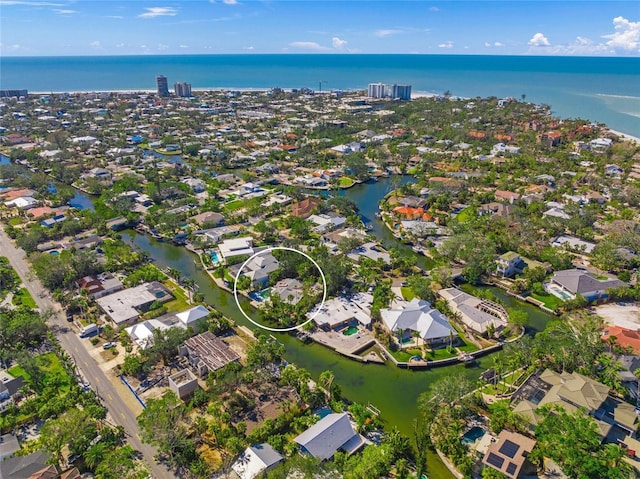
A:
[401, 287, 416, 301]
[12, 288, 37, 309]
[9, 352, 73, 392]
[426, 347, 457, 360]
[530, 292, 563, 310]
[162, 280, 191, 312]
[339, 177, 355, 188]
[456, 206, 475, 223]
[223, 199, 247, 213]
[389, 348, 423, 362]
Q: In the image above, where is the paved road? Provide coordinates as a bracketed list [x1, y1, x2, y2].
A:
[0, 228, 173, 479]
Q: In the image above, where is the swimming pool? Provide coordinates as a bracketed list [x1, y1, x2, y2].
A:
[210, 251, 221, 264]
[461, 426, 486, 445]
[259, 288, 271, 299]
[343, 326, 359, 336]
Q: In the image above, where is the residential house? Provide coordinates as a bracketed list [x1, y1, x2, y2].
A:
[439, 288, 509, 335]
[347, 242, 391, 265]
[547, 269, 626, 302]
[0, 376, 25, 413]
[77, 272, 124, 299]
[40, 214, 66, 228]
[495, 190, 521, 204]
[96, 281, 173, 325]
[235, 252, 279, 289]
[381, 298, 458, 346]
[308, 293, 373, 330]
[479, 202, 514, 217]
[291, 198, 321, 218]
[181, 177, 205, 193]
[602, 326, 640, 354]
[178, 331, 240, 378]
[0, 433, 20, 460]
[605, 164, 624, 177]
[271, 278, 304, 304]
[4, 196, 38, 209]
[551, 235, 596, 254]
[496, 252, 522, 278]
[191, 211, 224, 227]
[482, 430, 537, 479]
[218, 237, 254, 261]
[512, 369, 639, 438]
[308, 213, 347, 233]
[231, 443, 283, 479]
[294, 413, 365, 460]
[125, 305, 210, 349]
[0, 451, 58, 479]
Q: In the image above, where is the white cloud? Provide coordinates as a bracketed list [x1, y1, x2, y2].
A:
[90, 40, 103, 49]
[115, 42, 125, 48]
[179, 44, 189, 49]
[289, 41, 329, 52]
[494, 42, 504, 47]
[222, 0, 237, 4]
[332, 37, 347, 49]
[107, 15, 123, 19]
[484, 42, 491, 47]
[244, 46, 255, 50]
[375, 29, 403, 38]
[157, 43, 169, 50]
[438, 41, 453, 48]
[0, 1, 63, 5]
[53, 8, 75, 14]
[138, 7, 177, 18]
[603, 16, 640, 52]
[429, 6, 439, 12]
[0, 43, 22, 51]
[528, 32, 550, 47]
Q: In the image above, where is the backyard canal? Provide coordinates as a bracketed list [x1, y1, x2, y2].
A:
[121, 176, 556, 478]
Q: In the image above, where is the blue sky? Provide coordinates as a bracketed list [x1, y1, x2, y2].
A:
[1, 1, 639, 56]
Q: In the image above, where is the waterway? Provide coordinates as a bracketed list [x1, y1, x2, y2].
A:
[121, 175, 555, 478]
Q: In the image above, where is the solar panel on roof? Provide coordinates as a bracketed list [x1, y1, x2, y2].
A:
[499, 439, 520, 458]
[506, 462, 518, 476]
[486, 452, 505, 469]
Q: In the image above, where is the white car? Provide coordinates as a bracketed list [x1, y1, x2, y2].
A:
[102, 342, 116, 349]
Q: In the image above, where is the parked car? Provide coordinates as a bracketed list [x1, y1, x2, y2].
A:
[102, 342, 116, 349]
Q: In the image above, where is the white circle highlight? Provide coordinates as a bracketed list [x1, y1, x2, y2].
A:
[233, 246, 327, 332]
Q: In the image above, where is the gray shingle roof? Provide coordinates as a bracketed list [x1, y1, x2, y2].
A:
[294, 413, 357, 460]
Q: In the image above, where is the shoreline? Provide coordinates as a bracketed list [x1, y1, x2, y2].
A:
[23, 88, 639, 140]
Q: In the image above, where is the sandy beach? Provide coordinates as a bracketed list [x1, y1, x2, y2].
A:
[605, 128, 640, 144]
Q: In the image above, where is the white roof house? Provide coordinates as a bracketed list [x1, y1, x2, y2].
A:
[176, 305, 210, 326]
[308, 293, 373, 330]
[231, 443, 283, 479]
[294, 413, 364, 460]
[96, 281, 172, 325]
[381, 298, 457, 344]
[241, 252, 279, 287]
[4, 197, 38, 209]
[438, 288, 508, 335]
[218, 237, 254, 260]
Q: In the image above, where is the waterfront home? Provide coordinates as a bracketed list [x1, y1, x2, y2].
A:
[294, 413, 365, 460]
[4, 196, 38, 209]
[234, 252, 279, 289]
[218, 237, 254, 260]
[380, 298, 458, 347]
[308, 293, 373, 331]
[178, 331, 240, 378]
[482, 430, 537, 479]
[546, 269, 626, 302]
[495, 251, 549, 278]
[271, 278, 304, 304]
[96, 281, 173, 325]
[232, 443, 283, 479]
[438, 288, 508, 336]
[347, 242, 391, 265]
[308, 213, 347, 233]
[512, 369, 639, 438]
[291, 198, 321, 218]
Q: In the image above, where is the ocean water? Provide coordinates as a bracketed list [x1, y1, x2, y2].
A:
[1, 54, 639, 136]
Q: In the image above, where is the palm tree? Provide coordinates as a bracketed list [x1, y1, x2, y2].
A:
[318, 370, 335, 403]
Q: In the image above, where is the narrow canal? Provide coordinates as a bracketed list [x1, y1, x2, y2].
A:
[121, 176, 556, 478]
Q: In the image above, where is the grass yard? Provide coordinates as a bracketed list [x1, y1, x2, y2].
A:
[400, 287, 416, 301]
[9, 352, 73, 392]
[339, 177, 356, 188]
[162, 280, 190, 312]
[12, 288, 37, 309]
[426, 347, 457, 360]
[389, 348, 423, 362]
[456, 206, 475, 223]
[530, 292, 563, 310]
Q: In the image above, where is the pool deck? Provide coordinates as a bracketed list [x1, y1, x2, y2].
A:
[310, 328, 383, 362]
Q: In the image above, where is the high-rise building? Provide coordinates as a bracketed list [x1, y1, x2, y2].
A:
[368, 82, 386, 98]
[156, 75, 169, 97]
[391, 84, 412, 100]
[174, 82, 192, 98]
